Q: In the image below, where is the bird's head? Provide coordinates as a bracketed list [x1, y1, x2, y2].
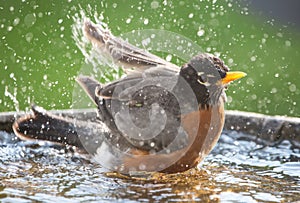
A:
[180, 53, 246, 106]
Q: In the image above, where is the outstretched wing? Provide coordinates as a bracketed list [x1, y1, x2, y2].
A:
[76, 73, 184, 152]
[83, 20, 180, 74]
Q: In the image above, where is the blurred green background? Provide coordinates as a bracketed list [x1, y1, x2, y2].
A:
[1, 0, 299, 117]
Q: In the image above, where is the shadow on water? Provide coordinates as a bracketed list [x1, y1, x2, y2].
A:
[0, 130, 299, 202]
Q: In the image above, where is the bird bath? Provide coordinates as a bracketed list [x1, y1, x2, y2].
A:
[0, 109, 299, 202]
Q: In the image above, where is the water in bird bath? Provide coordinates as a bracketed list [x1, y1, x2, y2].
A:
[0, 129, 299, 202]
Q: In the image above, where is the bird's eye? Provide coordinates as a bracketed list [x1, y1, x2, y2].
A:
[216, 66, 226, 79]
[197, 75, 207, 85]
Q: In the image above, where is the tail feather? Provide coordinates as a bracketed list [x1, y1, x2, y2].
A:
[12, 105, 84, 148]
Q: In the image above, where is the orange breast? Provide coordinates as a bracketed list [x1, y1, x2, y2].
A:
[119, 103, 225, 174]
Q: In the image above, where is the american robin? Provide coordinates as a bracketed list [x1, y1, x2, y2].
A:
[13, 20, 246, 174]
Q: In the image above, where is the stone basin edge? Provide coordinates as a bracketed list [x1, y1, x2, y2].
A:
[0, 109, 299, 147]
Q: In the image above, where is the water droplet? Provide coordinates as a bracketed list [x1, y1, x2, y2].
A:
[277, 32, 283, 38]
[166, 54, 172, 62]
[143, 18, 149, 25]
[24, 13, 37, 27]
[285, 40, 291, 47]
[188, 13, 194, 18]
[7, 26, 13, 31]
[197, 29, 205, 37]
[270, 88, 277, 94]
[250, 56, 256, 62]
[13, 18, 20, 26]
[227, 96, 232, 103]
[126, 18, 131, 24]
[227, 58, 233, 64]
[151, 1, 159, 9]
[139, 163, 146, 170]
[142, 37, 150, 46]
[25, 32, 33, 43]
[289, 84, 296, 92]
[9, 73, 15, 80]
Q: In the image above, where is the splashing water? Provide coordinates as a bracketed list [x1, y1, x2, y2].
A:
[0, 129, 299, 202]
[4, 86, 19, 112]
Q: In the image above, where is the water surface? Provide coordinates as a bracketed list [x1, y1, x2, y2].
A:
[1, 130, 299, 202]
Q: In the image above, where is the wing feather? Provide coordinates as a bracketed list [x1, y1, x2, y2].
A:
[83, 20, 179, 74]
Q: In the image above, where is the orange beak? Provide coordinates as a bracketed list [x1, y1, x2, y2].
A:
[222, 71, 247, 85]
